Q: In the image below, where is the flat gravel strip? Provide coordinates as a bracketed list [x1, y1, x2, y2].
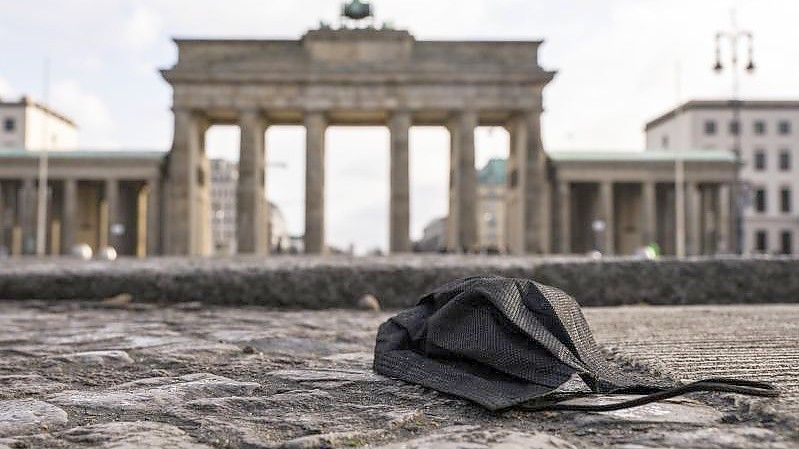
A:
[585, 305, 799, 419]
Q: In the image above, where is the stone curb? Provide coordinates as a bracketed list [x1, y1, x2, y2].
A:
[1, 256, 797, 308]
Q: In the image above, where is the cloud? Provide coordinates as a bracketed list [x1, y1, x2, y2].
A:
[0, 76, 14, 99]
[121, 5, 163, 50]
[51, 80, 117, 147]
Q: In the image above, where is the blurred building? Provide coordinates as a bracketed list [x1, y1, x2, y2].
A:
[210, 159, 238, 255]
[0, 96, 78, 151]
[209, 159, 290, 255]
[416, 157, 507, 254]
[646, 100, 798, 255]
[549, 150, 736, 256]
[477, 158, 507, 253]
[0, 97, 164, 258]
[415, 217, 446, 252]
[418, 150, 738, 257]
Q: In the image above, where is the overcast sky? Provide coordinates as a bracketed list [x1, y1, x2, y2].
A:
[2, 0, 798, 253]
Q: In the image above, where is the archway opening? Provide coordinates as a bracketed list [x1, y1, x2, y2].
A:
[326, 126, 389, 255]
[475, 126, 510, 253]
[204, 125, 240, 255]
[409, 126, 449, 252]
[265, 125, 305, 254]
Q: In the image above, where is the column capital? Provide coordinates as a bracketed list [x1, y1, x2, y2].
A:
[172, 108, 212, 134]
[239, 108, 268, 122]
[448, 109, 479, 120]
[171, 106, 202, 117]
[388, 110, 412, 127]
[303, 110, 328, 128]
[508, 108, 544, 120]
[303, 108, 328, 117]
[239, 109, 268, 135]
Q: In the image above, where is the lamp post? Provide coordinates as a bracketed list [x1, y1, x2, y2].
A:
[713, 11, 754, 254]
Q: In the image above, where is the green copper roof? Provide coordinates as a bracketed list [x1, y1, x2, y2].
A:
[0, 149, 166, 160]
[478, 158, 507, 186]
[547, 149, 736, 163]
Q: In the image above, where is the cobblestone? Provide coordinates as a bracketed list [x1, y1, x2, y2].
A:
[0, 399, 68, 437]
[0, 300, 795, 448]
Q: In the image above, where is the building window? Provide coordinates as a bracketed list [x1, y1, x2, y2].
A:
[754, 120, 766, 135]
[778, 120, 791, 135]
[3, 118, 14, 132]
[782, 231, 793, 255]
[781, 188, 792, 213]
[704, 120, 717, 135]
[779, 150, 791, 171]
[661, 135, 669, 149]
[754, 188, 767, 213]
[754, 150, 766, 171]
[755, 230, 768, 252]
[729, 120, 740, 135]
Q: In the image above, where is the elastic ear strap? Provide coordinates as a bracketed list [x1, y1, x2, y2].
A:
[527, 378, 778, 412]
[689, 377, 777, 391]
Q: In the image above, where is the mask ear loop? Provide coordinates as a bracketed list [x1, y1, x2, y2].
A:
[520, 378, 778, 412]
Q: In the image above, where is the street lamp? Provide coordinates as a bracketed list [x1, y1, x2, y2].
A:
[713, 11, 754, 255]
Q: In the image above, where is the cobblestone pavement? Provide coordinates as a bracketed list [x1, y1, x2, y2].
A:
[0, 300, 796, 448]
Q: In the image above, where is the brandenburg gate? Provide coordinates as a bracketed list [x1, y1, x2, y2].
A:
[160, 25, 555, 256]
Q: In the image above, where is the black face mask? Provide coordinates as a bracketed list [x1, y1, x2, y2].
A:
[373, 276, 777, 411]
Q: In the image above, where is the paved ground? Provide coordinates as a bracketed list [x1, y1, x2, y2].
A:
[591, 304, 799, 421]
[0, 300, 796, 448]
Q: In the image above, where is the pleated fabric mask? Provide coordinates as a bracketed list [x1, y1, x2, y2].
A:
[373, 276, 778, 411]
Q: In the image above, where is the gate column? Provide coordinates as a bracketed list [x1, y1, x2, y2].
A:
[304, 111, 327, 254]
[237, 109, 269, 255]
[165, 109, 211, 256]
[389, 111, 411, 253]
[506, 110, 550, 254]
[447, 110, 478, 252]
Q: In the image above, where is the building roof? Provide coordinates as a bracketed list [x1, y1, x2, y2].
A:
[644, 99, 799, 131]
[478, 158, 507, 185]
[547, 149, 736, 163]
[0, 96, 77, 127]
[0, 149, 166, 160]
